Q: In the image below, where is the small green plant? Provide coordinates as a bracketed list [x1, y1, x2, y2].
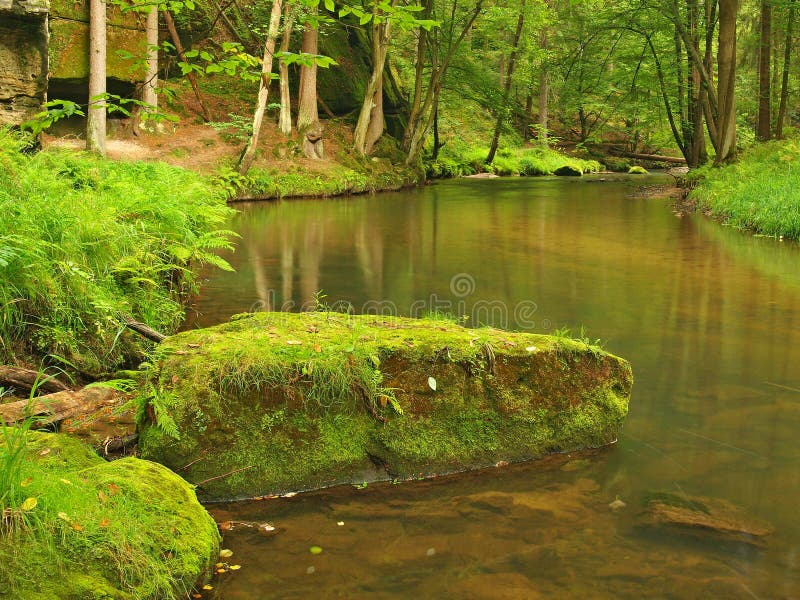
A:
[207, 113, 254, 144]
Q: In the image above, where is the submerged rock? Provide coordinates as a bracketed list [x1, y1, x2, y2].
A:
[0, 432, 220, 599]
[554, 165, 583, 177]
[138, 313, 633, 500]
[640, 492, 773, 546]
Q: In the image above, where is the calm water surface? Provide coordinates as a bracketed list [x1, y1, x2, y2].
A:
[191, 176, 800, 599]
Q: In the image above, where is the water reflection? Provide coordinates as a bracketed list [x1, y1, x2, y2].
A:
[189, 176, 800, 598]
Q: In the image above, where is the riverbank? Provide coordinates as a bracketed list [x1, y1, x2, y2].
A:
[690, 138, 800, 241]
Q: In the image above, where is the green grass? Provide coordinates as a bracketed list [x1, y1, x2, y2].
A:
[690, 138, 800, 240]
[425, 143, 603, 179]
[0, 430, 219, 599]
[0, 128, 236, 374]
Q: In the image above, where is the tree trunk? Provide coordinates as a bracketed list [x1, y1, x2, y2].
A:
[278, 3, 294, 136]
[163, 10, 210, 122]
[776, 0, 795, 138]
[87, 0, 106, 156]
[538, 42, 548, 146]
[757, 0, 772, 140]
[486, 3, 525, 164]
[238, 0, 283, 175]
[354, 19, 391, 155]
[143, 6, 158, 110]
[403, 0, 431, 151]
[297, 12, 319, 131]
[716, 0, 738, 164]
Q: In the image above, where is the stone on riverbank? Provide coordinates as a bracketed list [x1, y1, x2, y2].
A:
[0, 431, 219, 599]
[138, 313, 633, 500]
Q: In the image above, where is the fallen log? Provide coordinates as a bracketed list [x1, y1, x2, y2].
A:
[0, 386, 123, 427]
[609, 150, 687, 164]
[122, 315, 166, 343]
[0, 366, 69, 395]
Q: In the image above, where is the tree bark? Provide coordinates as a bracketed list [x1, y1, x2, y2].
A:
[404, 0, 430, 151]
[716, 0, 738, 164]
[163, 10, 211, 122]
[297, 10, 324, 158]
[238, 0, 283, 175]
[486, 3, 525, 165]
[776, 0, 795, 138]
[757, 0, 773, 140]
[278, 3, 295, 136]
[0, 386, 122, 428]
[87, 0, 106, 156]
[143, 6, 159, 110]
[538, 33, 548, 146]
[354, 18, 391, 155]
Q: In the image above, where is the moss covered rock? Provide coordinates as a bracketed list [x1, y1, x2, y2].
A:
[554, 165, 583, 177]
[0, 432, 220, 599]
[139, 313, 633, 500]
[628, 165, 649, 175]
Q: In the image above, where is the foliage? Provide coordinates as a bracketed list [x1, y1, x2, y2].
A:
[690, 137, 800, 241]
[0, 128, 235, 374]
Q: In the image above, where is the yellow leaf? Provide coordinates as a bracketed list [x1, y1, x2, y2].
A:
[39, 448, 50, 456]
[215, 562, 223, 568]
[57, 512, 70, 522]
[313, 343, 322, 353]
[229, 564, 241, 571]
[219, 549, 233, 558]
[20, 477, 33, 488]
[60, 478, 72, 486]
[72, 522, 83, 532]
[20, 497, 37, 511]
[202, 584, 213, 590]
[286, 340, 302, 345]
[108, 483, 121, 496]
[98, 518, 110, 528]
[98, 491, 107, 503]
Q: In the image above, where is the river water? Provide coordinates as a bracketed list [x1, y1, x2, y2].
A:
[190, 175, 800, 599]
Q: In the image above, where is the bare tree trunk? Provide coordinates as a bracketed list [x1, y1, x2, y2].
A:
[354, 18, 391, 155]
[716, 0, 738, 163]
[143, 6, 159, 110]
[238, 0, 283, 175]
[297, 11, 324, 158]
[403, 0, 431, 151]
[364, 77, 384, 153]
[163, 10, 211, 122]
[757, 0, 772, 140]
[87, 0, 106, 156]
[776, 0, 795, 138]
[278, 3, 295, 136]
[538, 30, 548, 146]
[486, 3, 525, 165]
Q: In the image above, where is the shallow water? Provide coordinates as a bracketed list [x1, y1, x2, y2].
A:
[190, 175, 800, 599]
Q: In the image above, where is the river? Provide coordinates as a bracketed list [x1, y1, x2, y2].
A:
[189, 175, 800, 599]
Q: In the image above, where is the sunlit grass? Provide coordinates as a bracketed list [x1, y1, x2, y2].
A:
[691, 138, 800, 240]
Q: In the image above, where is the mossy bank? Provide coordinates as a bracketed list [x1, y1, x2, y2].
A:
[138, 313, 633, 500]
[0, 431, 220, 599]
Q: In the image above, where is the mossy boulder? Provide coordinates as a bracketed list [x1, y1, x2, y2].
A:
[139, 313, 633, 500]
[628, 165, 649, 175]
[0, 431, 220, 599]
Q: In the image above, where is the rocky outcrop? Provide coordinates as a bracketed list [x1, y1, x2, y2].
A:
[139, 312, 633, 500]
[0, 0, 48, 127]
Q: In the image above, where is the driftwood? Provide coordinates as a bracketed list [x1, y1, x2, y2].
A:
[609, 150, 687, 164]
[0, 386, 122, 427]
[0, 366, 69, 395]
[123, 316, 166, 343]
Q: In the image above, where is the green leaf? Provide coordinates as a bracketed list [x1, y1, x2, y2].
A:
[324, 0, 334, 10]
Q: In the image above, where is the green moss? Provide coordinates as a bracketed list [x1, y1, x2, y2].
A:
[139, 312, 633, 499]
[628, 165, 649, 175]
[0, 432, 220, 599]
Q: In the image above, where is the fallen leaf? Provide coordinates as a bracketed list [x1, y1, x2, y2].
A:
[313, 343, 322, 353]
[57, 512, 71, 522]
[337, 521, 344, 526]
[171, 375, 179, 384]
[20, 497, 37, 511]
[72, 523, 84, 532]
[215, 562, 223, 568]
[219, 521, 233, 531]
[203, 584, 213, 590]
[286, 340, 302, 345]
[98, 518, 110, 528]
[216, 568, 226, 574]
[108, 483, 121, 496]
[428, 377, 437, 391]
[310, 546, 323, 555]
[98, 491, 107, 503]
[379, 395, 388, 408]
[229, 565, 241, 570]
[219, 549, 234, 558]
[525, 346, 538, 352]
[192, 595, 202, 599]
[187, 343, 201, 348]
[39, 448, 51, 456]
[259, 524, 276, 532]
[609, 496, 627, 511]
[282, 492, 297, 498]
[20, 477, 33, 488]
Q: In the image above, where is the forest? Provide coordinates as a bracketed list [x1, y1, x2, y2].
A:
[1, 0, 799, 598]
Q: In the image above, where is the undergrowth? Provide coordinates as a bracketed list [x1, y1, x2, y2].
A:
[690, 137, 800, 240]
[0, 128, 236, 374]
